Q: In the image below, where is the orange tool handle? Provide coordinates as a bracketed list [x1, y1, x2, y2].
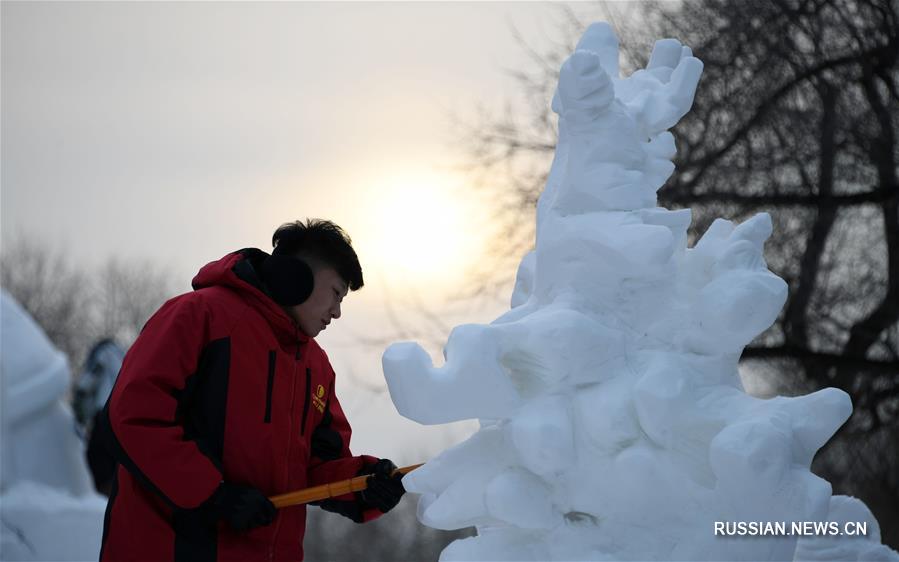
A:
[269, 463, 423, 509]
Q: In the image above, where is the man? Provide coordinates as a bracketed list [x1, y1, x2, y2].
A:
[98, 219, 405, 561]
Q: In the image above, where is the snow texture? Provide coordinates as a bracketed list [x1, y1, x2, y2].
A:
[1, 290, 107, 561]
[382, 23, 898, 562]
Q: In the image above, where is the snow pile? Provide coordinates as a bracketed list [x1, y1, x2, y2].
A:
[383, 23, 898, 561]
[1, 290, 106, 561]
[0, 482, 107, 562]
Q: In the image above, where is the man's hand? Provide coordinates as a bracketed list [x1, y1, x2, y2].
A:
[359, 458, 405, 513]
[213, 482, 277, 531]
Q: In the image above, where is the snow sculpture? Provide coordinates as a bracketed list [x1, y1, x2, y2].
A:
[1, 290, 107, 561]
[383, 23, 898, 561]
[0, 291, 93, 494]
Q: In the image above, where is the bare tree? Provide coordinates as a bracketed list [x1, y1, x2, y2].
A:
[1, 235, 174, 373]
[0, 234, 95, 369]
[458, 0, 899, 547]
[93, 256, 174, 347]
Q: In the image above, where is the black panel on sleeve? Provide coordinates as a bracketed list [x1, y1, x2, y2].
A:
[175, 337, 231, 472]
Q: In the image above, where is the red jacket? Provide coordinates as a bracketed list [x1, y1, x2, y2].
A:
[99, 249, 380, 562]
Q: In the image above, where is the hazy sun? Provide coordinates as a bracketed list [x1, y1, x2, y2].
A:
[354, 172, 478, 286]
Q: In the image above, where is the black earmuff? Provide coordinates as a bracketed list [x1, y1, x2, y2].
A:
[261, 254, 314, 306]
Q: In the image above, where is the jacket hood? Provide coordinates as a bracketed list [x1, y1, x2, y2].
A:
[191, 249, 309, 344]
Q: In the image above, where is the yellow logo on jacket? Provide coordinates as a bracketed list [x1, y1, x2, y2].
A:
[312, 384, 326, 414]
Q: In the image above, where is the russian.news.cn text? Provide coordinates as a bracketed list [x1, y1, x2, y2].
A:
[714, 521, 868, 537]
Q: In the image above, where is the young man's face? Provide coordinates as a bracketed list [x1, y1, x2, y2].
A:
[284, 266, 348, 338]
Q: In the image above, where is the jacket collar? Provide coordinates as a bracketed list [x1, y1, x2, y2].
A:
[192, 249, 310, 349]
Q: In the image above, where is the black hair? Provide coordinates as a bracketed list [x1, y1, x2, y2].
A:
[271, 219, 364, 291]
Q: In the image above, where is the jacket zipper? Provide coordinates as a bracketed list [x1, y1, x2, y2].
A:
[264, 351, 276, 423]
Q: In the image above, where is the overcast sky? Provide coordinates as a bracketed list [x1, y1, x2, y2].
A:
[2, 1, 622, 461]
[2, 1, 601, 282]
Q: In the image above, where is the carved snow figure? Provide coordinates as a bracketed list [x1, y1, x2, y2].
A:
[1, 290, 107, 561]
[383, 23, 898, 562]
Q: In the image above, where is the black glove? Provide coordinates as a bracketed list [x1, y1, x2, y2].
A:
[212, 482, 277, 531]
[359, 459, 405, 513]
